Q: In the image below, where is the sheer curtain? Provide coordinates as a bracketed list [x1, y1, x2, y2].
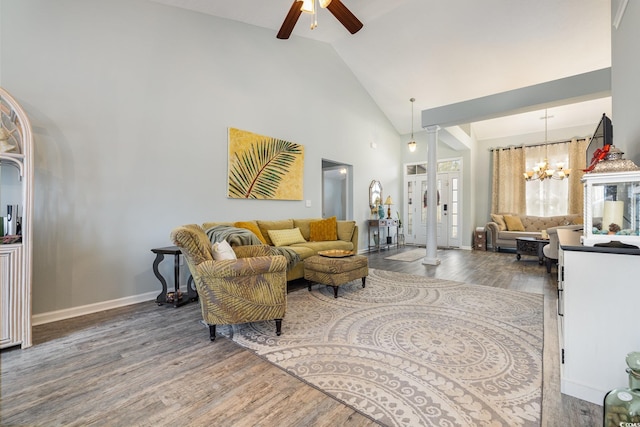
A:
[524, 144, 568, 216]
[523, 139, 588, 216]
[491, 147, 526, 214]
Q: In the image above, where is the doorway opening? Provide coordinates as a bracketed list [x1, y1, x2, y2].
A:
[322, 159, 353, 220]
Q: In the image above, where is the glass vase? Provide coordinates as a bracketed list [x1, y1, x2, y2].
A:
[604, 352, 640, 427]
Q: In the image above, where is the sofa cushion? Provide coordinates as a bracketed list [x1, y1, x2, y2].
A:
[336, 220, 356, 242]
[212, 240, 237, 260]
[310, 216, 337, 241]
[268, 227, 306, 247]
[234, 221, 267, 244]
[284, 245, 316, 260]
[291, 240, 354, 253]
[504, 215, 525, 231]
[293, 218, 322, 241]
[491, 214, 507, 231]
[257, 219, 294, 246]
[521, 215, 580, 232]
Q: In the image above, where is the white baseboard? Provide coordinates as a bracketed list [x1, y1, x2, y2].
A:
[32, 291, 158, 326]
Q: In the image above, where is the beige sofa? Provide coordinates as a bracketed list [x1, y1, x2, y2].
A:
[485, 213, 581, 251]
[202, 218, 358, 281]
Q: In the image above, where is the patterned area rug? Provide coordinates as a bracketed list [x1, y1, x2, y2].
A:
[222, 269, 543, 427]
[384, 248, 426, 262]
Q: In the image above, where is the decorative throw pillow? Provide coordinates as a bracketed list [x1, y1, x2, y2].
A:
[267, 228, 306, 247]
[234, 221, 267, 244]
[212, 240, 237, 260]
[310, 216, 337, 241]
[503, 215, 525, 231]
[491, 214, 507, 231]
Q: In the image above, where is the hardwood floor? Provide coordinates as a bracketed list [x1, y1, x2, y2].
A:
[1, 247, 602, 426]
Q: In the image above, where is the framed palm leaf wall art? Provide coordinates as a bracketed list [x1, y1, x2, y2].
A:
[227, 128, 304, 200]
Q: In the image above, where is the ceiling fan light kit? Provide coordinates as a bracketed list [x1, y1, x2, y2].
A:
[277, 0, 363, 39]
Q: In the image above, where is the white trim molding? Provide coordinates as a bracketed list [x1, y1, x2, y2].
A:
[32, 291, 158, 326]
[613, 0, 629, 29]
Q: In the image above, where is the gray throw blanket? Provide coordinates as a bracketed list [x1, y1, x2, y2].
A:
[205, 225, 300, 271]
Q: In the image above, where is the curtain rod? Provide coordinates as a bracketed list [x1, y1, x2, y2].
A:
[488, 137, 588, 152]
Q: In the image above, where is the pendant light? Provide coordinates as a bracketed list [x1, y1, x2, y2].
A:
[407, 98, 416, 152]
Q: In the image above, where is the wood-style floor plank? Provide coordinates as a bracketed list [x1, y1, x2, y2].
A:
[1, 247, 602, 426]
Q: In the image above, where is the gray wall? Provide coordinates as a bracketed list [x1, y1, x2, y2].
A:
[1, 0, 400, 316]
[612, 0, 640, 164]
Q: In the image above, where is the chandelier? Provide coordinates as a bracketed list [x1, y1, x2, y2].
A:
[407, 97, 416, 152]
[523, 109, 571, 181]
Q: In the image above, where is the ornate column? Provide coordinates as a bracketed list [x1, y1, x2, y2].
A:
[422, 125, 441, 265]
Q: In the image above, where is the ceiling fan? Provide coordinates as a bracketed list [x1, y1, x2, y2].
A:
[277, 0, 363, 39]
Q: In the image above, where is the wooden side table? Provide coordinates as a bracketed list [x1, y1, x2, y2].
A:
[473, 228, 486, 251]
[151, 246, 198, 307]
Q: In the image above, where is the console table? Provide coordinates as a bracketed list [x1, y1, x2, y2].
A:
[151, 246, 198, 307]
[368, 219, 398, 252]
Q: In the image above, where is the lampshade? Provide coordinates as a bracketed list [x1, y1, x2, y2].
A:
[301, 0, 314, 12]
[384, 196, 393, 205]
[408, 140, 416, 152]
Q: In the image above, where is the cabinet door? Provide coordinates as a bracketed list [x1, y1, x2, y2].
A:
[1, 247, 19, 347]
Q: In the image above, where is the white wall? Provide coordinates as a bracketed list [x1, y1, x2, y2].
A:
[612, 0, 640, 164]
[0, 0, 400, 316]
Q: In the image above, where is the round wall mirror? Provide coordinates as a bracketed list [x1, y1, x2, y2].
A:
[369, 180, 382, 210]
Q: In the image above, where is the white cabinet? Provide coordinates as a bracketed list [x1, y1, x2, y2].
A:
[557, 230, 640, 405]
[0, 88, 33, 349]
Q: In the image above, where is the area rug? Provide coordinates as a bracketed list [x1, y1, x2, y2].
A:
[384, 248, 426, 262]
[222, 269, 543, 427]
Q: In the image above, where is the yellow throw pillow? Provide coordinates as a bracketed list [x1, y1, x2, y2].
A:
[491, 214, 507, 231]
[503, 215, 525, 231]
[310, 216, 337, 241]
[234, 221, 267, 244]
[267, 228, 306, 247]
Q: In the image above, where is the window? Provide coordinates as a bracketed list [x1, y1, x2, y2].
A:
[524, 144, 569, 216]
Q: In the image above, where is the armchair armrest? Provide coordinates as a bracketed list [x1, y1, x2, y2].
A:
[485, 221, 499, 251]
[233, 244, 275, 259]
[198, 255, 288, 279]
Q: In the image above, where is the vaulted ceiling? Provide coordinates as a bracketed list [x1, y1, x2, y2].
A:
[150, 0, 612, 140]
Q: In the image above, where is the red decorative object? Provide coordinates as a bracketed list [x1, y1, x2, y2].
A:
[584, 144, 611, 172]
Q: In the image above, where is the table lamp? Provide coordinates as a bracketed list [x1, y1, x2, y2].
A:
[384, 196, 393, 219]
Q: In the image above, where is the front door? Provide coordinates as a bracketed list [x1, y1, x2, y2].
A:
[404, 159, 462, 247]
[436, 171, 461, 248]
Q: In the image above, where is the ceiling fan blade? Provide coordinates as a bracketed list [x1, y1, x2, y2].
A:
[277, 1, 304, 39]
[324, 0, 363, 34]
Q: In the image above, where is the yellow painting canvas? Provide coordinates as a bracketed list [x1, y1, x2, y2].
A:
[227, 128, 304, 200]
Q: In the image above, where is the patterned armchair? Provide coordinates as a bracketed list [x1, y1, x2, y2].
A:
[170, 224, 288, 341]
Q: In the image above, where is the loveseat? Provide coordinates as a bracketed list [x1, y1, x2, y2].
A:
[202, 217, 358, 281]
[485, 213, 581, 251]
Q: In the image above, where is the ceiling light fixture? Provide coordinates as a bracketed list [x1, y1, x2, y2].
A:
[523, 109, 571, 181]
[301, 0, 318, 29]
[408, 97, 416, 152]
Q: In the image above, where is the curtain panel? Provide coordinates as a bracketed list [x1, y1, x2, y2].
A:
[568, 138, 589, 216]
[491, 139, 588, 218]
[491, 147, 526, 214]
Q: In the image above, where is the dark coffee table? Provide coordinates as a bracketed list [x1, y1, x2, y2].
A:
[515, 237, 548, 265]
